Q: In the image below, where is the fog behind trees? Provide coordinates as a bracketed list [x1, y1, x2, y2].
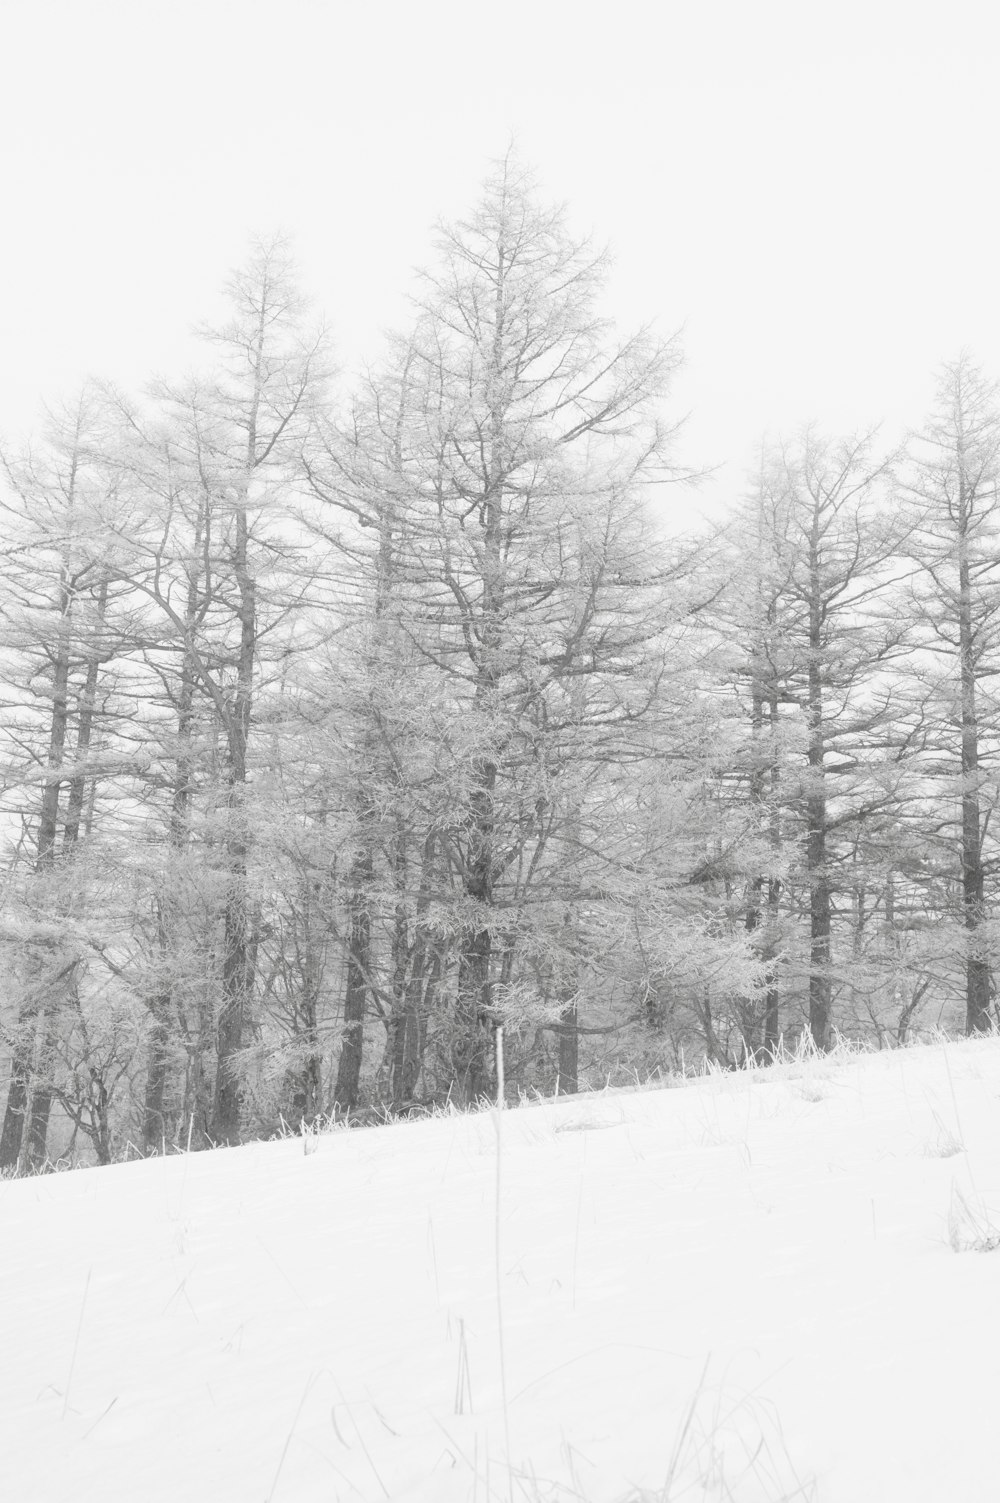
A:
[2, 159, 998, 1172]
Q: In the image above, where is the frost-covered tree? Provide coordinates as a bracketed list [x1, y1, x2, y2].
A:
[719, 431, 912, 1050]
[306, 156, 707, 1103]
[0, 389, 141, 1168]
[106, 241, 331, 1144]
[899, 356, 1000, 1034]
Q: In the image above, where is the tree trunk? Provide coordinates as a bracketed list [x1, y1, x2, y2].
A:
[957, 516, 993, 1033]
[213, 806, 252, 1144]
[555, 897, 580, 1092]
[63, 579, 108, 848]
[287, 879, 324, 1127]
[211, 418, 258, 1144]
[807, 521, 833, 1051]
[143, 997, 172, 1152]
[453, 716, 499, 1102]
[0, 565, 75, 1170]
[557, 1000, 579, 1094]
[454, 924, 493, 1104]
[393, 943, 437, 1108]
[452, 238, 510, 1105]
[0, 968, 62, 1174]
[0, 1075, 28, 1170]
[334, 859, 371, 1113]
[762, 876, 782, 1058]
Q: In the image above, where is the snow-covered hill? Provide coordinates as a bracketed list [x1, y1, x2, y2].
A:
[3, 1039, 999, 1502]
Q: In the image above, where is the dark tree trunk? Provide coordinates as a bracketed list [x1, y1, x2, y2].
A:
[287, 921, 323, 1127]
[454, 923, 493, 1104]
[743, 656, 784, 1060]
[387, 931, 436, 1112]
[93, 1093, 112, 1165]
[453, 698, 499, 1101]
[334, 855, 371, 1113]
[807, 824, 833, 1049]
[213, 816, 252, 1144]
[29, 1088, 54, 1166]
[557, 1000, 579, 1094]
[211, 448, 257, 1145]
[555, 900, 580, 1093]
[0, 567, 75, 1170]
[391, 943, 436, 1108]
[0, 1075, 28, 1170]
[807, 522, 833, 1051]
[452, 243, 510, 1107]
[142, 988, 172, 1153]
[63, 579, 107, 848]
[145, 573, 200, 1152]
[761, 877, 782, 1058]
[389, 839, 439, 1111]
[453, 738, 498, 1104]
[957, 521, 993, 1033]
[0, 968, 65, 1173]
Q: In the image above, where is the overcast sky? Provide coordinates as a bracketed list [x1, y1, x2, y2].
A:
[4, 0, 1000, 522]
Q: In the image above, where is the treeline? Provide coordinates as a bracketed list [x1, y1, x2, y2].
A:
[1, 160, 997, 1171]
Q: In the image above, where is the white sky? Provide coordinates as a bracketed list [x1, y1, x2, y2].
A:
[4, 0, 1000, 522]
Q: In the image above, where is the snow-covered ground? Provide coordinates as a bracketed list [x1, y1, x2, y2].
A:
[3, 1038, 1000, 1502]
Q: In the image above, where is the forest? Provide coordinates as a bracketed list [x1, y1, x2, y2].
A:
[2, 157, 998, 1173]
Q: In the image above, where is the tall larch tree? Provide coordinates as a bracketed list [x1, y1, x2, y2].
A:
[0, 390, 135, 1168]
[111, 241, 330, 1144]
[359, 156, 684, 1101]
[724, 431, 909, 1050]
[901, 356, 1000, 1035]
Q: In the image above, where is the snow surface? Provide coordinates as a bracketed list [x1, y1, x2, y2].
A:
[3, 1039, 1000, 1502]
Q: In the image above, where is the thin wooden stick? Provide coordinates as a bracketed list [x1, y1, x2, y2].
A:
[495, 1025, 506, 1109]
[63, 1269, 92, 1418]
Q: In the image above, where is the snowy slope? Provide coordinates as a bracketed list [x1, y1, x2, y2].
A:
[3, 1039, 1000, 1503]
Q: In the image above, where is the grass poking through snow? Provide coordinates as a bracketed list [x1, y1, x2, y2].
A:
[3, 1035, 1000, 1502]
